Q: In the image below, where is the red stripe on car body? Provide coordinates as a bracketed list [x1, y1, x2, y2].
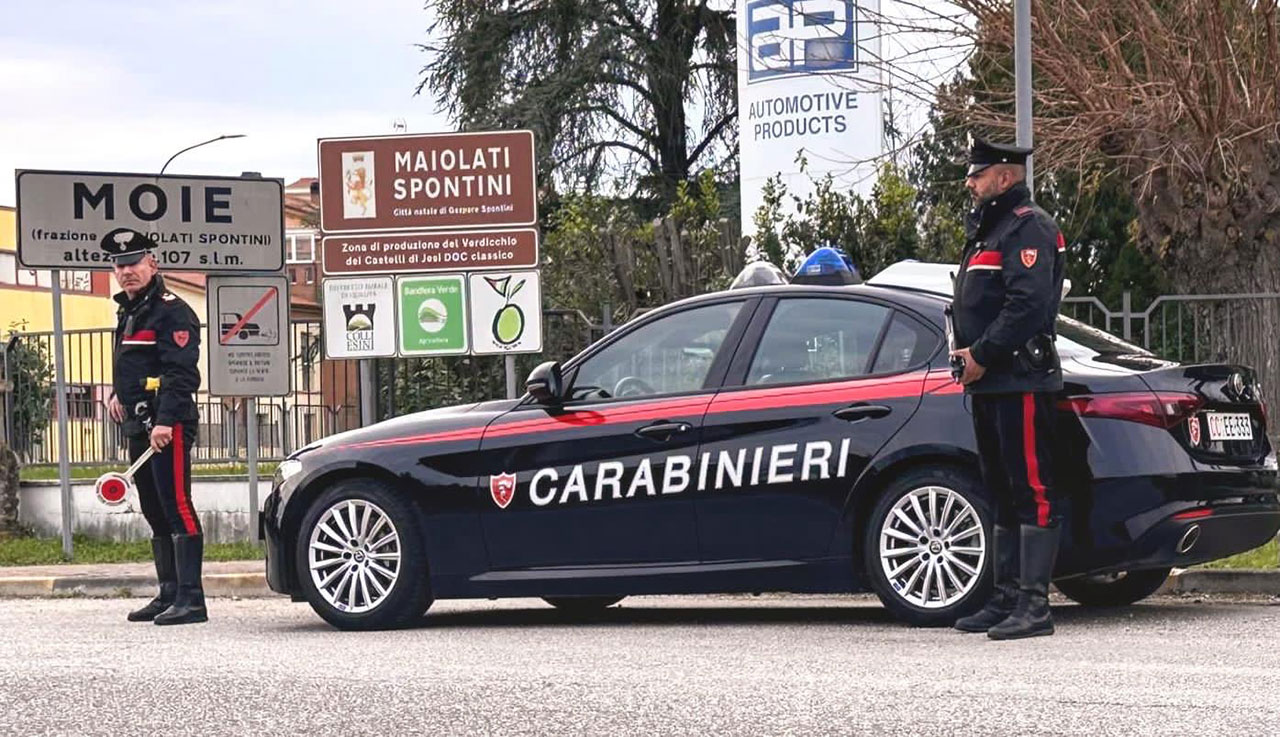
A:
[348, 371, 947, 450]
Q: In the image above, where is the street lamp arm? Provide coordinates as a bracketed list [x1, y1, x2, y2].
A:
[160, 134, 247, 175]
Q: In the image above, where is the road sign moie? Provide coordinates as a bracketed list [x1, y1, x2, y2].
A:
[15, 170, 284, 271]
[317, 131, 537, 234]
[207, 275, 290, 396]
[468, 270, 542, 355]
[322, 228, 538, 275]
[397, 274, 468, 356]
[322, 276, 397, 359]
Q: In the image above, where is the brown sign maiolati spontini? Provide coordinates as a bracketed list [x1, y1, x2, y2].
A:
[321, 228, 539, 276]
[317, 130, 537, 234]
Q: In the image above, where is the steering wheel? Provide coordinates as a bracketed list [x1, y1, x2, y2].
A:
[613, 376, 656, 398]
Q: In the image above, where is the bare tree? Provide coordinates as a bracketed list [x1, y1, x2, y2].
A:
[417, 0, 737, 205]
[948, 0, 1280, 388]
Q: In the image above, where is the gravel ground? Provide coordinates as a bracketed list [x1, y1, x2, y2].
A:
[1, 593, 1278, 736]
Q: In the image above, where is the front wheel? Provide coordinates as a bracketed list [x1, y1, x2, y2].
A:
[1054, 568, 1171, 607]
[295, 478, 433, 630]
[863, 465, 992, 626]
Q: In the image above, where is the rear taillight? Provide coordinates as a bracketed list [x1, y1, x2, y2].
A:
[1057, 392, 1204, 429]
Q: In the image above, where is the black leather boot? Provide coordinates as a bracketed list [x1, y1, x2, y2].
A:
[128, 536, 177, 622]
[988, 524, 1061, 640]
[154, 534, 207, 625]
[954, 525, 1018, 632]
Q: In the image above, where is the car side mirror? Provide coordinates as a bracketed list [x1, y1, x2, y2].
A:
[526, 361, 565, 405]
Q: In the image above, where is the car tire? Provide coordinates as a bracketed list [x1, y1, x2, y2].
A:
[1054, 568, 1172, 607]
[295, 478, 433, 630]
[543, 596, 625, 613]
[863, 465, 992, 627]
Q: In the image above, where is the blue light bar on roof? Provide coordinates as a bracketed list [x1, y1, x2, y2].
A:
[792, 246, 861, 286]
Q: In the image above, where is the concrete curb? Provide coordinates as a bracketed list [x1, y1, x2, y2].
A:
[0, 572, 277, 599]
[2, 567, 1278, 600]
[1165, 568, 1280, 596]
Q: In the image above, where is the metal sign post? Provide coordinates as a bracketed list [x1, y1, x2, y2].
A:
[505, 355, 517, 400]
[246, 397, 259, 541]
[50, 272, 74, 558]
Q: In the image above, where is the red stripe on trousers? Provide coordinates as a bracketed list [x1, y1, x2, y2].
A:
[1022, 394, 1050, 526]
[173, 422, 197, 535]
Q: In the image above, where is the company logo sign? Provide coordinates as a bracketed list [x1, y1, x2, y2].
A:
[747, 0, 858, 82]
[343, 302, 377, 352]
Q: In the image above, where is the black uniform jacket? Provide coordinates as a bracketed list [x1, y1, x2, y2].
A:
[112, 275, 201, 428]
[952, 182, 1066, 395]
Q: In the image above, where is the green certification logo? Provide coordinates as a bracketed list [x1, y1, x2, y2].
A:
[397, 275, 467, 355]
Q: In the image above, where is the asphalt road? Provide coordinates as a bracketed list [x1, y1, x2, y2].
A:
[2, 594, 1278, 736]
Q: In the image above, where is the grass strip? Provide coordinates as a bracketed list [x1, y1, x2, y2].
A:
[0, 534, 263, 566]
[20, 462, 280, 482]
[1196, 538, 1277, 570]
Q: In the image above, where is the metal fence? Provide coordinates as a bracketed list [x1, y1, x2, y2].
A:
[14, 292, 1273, 467]
[1063, 291, 1280, 421]
[1, 307, 614, 468]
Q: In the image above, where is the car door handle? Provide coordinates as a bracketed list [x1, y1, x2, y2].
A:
[832, 404, 892, 422]
[635, 421, 692, 440]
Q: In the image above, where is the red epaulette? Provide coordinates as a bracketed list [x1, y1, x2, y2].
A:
[1013, 206, 1035, 217]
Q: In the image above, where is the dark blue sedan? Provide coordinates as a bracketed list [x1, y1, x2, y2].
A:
[264, 263, 1279, 629]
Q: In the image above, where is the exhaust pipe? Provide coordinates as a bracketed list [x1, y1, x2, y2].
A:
[1176, 524, 1201, 555]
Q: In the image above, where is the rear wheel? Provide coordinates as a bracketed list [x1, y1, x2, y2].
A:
[295, 478, 433, 630]
[863, 465, 992, 626]
[1054, 568, 1171, 607]
[543, 596, 625, 613]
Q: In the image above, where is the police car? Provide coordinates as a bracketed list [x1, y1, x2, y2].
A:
[263, 252, 1279, 630]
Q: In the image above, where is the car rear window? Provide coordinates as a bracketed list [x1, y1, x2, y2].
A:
[746, 298, 891, 385]
[1056, 315, 1156, 357]
[872, 312, 940, 373]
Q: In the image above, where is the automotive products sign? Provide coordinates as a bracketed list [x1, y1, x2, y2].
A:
[746, 0, 857, 81]
[15, 170, 285, 271]
[317, 131, 537, 233]
[736, 0, 882, 242]
[397, 275, 468, 356]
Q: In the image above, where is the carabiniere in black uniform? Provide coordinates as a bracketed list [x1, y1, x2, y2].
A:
[104, 227, 207, 625]
[950, 139, 1067, 640]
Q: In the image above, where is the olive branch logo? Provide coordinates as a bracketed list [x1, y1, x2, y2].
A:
[484, 275, 526, 345]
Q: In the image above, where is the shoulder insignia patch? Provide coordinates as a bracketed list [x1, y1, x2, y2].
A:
[1013, 206, 1034, 217]
[173, 330, 190, 348]
[161, 292, 177, 301]
[1020, 248, 1038, 268]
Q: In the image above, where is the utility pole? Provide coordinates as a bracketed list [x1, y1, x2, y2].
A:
[1014, 0, 1034, 190]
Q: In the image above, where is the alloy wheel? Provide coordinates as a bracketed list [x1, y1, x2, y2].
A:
[307, 499, 402, 614]
[878, 485, 986, 609]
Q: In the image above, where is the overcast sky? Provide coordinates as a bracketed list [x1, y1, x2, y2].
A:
[0, 0, 450, 205]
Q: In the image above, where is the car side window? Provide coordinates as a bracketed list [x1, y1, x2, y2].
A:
[746, 298, 891, 386]
[570, 301, 744, 400]
[871, 312, 940, 374]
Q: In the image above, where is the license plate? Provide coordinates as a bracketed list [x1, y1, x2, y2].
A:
[1205, 412, 1254, 441]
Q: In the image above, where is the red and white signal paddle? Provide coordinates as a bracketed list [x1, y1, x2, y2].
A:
[95, 447, 155, 508]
